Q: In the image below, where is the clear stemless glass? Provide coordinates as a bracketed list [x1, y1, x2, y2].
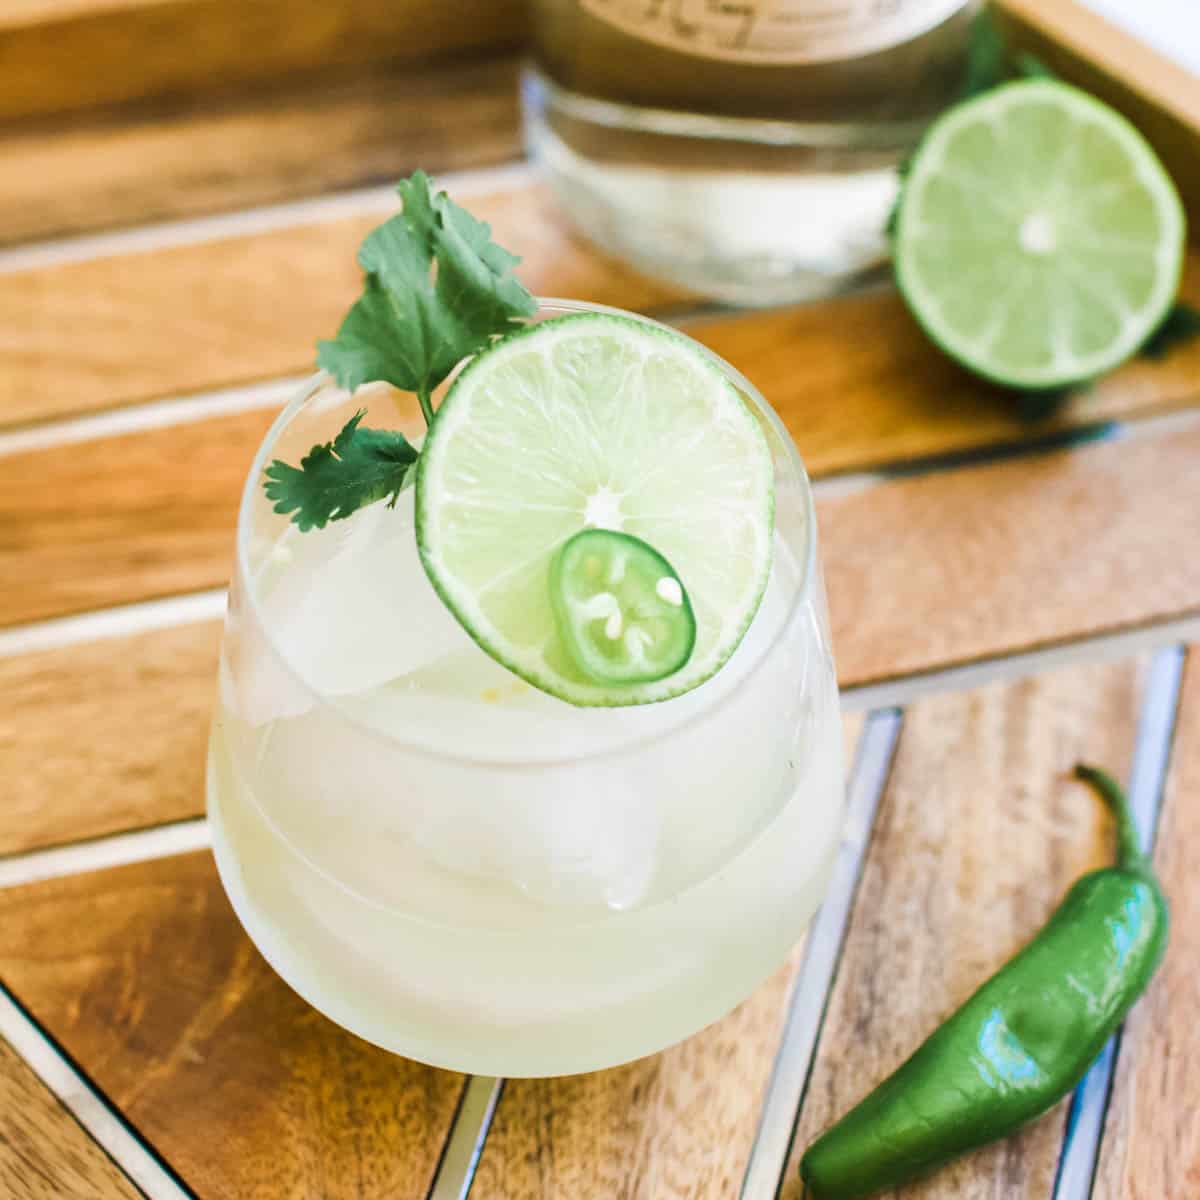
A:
[207, 299, 845, 1077]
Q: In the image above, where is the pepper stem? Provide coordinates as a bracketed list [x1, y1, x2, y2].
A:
[1074, 763, 1149, 872]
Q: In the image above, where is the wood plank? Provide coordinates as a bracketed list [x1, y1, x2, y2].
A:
[0, 406, 272, 628]
[4, 497, 860, 848]
[694, 250, 1200, 479]
[781, 656, 1148, 1199]
[0, 179, 687, 430]
[998, 0, 1200, 223]
[0, 719, 863, 1199]
[0, 620, 221, 856]
[1092, 648, 1200, 1199]
[5, 403, 1200, 677]
[474, 956, 800, 1200]
[0, 0, 526, 123]
[0, 1036, 139, 1200]
[0, 56, 521, 246]
[822, 424, 1200, 688]
[473, 715, 862, 1200]
[0, 852, 465, 1200]
[4, 197, 1198, 459]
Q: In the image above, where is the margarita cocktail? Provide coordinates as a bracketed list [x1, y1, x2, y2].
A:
[207, 180, 844, 1077]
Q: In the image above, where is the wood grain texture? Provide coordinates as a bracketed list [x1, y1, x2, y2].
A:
[4, 197, 1197, 460]
[471, 719, 862, 1200]
[5, 401, 1200, 679]
[0, 719, 862, 1198]
[781, 656, 1148, 1199]
[0, 179, 687, 430]
[0, 56, 521, 246]
[0, 1036, 139, 1200]
[822, 424, 1200, 688]
[0, 0, 526, 123]
[696, 250, 1200, 479]
[0, 852, 465, 1200]
[0, 406, 272, 628]
[1092, 648, 1200, 1200]
[474, 955, 800, 1200]
[0, 620, 221, 855]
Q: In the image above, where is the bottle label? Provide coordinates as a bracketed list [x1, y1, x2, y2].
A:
[579, 0, 971, 64]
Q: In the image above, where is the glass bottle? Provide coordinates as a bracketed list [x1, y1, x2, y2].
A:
[524, 0, 982, 305]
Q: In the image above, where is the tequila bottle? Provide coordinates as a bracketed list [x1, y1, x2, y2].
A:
[524, 0, 981, 304]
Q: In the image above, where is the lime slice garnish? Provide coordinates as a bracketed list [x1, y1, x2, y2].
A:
[551, 529, 697, 685]
[894, 79, 1185, 390]
[416, 312, 774, 707]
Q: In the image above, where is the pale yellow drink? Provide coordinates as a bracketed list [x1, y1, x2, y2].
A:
[207, 304, 845, 1077]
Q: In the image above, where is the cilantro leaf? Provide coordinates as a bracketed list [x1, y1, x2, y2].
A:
[317, 170, 536, 421]
[314, 274, 426, 396]
[960, 9, 1010, 100]
[263, 410, 419, 531]
[1015, 52, 1056, 80]
[959, 10, 1055, 100]
[273, 171, 535, 531]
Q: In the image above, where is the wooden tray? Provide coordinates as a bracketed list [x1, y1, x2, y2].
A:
[1, 3, 1198, 1197]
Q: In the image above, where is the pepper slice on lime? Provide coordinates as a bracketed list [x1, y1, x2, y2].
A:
[550, 529, 696, 686]
[415, 312, 774, 706]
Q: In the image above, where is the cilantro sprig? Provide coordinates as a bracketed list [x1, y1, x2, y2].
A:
[264, 411, 418, 532]
[266, 172, 535, 530]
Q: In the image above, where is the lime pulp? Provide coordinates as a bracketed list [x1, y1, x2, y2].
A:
[894, 79, 1185, 390]
[415, 312, 775, 707]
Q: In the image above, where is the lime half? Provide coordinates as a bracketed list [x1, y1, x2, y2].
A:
[894, 79, 1185, 390]
[416, 313, 774, 707]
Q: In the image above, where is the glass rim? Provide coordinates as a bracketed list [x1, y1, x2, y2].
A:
[236, 296, 818, 769]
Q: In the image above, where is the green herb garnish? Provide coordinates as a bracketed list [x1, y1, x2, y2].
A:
[264, 410, 418, 531]
[319, 172, 536, 423]
[959, 8, 1010, 100]
[267, 172, 536, 530]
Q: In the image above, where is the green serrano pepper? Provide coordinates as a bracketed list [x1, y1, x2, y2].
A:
[800, 763, 1169, 1200]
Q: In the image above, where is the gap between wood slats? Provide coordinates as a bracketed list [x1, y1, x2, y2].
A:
[739, 710, 902, 1200]
[0, 55, 524, 248]
[1, 184, 1195, 435]
[2, 425, 1199, 863]
[1, 617, 1198, 881]
[1089, 644, 1200, 1197]
[776, 653, 1159, 1199]
[0, 984, 193, 1200]
[4, 650, 1170, 1196]
[0, 162, 534, 276]
[1051, 645, 1185, 1200]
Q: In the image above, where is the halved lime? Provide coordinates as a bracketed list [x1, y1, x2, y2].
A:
[551, 529, 697, 686]
[894, 79, 1185, 390]
[415, 312, 774, 707]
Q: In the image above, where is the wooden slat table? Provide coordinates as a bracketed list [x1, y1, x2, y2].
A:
[2, 4, 1198, 1199]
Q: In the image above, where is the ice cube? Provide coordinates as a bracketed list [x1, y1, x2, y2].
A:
[261, 493, 468, 698]
[247, 695, 662, 914]
[408, 762, 661, 911]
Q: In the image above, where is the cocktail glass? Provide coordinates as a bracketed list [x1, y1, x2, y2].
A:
[207, 299, 845, 1077]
